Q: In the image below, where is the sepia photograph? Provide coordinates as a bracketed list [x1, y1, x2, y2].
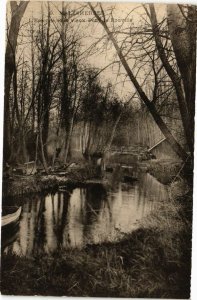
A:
[0, 0, 196, 298]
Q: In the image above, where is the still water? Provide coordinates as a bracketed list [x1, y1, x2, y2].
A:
[3, 173, 168, 257]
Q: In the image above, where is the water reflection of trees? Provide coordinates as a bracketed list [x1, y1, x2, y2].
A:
[4, 174, 169, 256]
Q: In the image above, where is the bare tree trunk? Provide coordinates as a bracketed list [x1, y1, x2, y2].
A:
[51, 126, 61, 168]
[39, 125, 49, 173]
[40, 4, 51, 161]
[167, 4, 196, 152]
[34, 133, 39, 169]
[30, 17, 36, 132]
[4, 1, 28, 161]
[104, 113, 122, 154]
[63, 113, 75, 164]
[21, 128, 28, 163]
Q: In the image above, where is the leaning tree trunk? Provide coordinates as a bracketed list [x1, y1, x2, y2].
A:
[4, 1, 29, 162]
[89, 3, 188, 161]
[149, 4, 195, 155]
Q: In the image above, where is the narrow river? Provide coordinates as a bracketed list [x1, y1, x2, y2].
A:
[3, 172, 168, 256]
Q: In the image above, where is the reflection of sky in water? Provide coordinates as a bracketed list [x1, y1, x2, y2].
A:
[3, 173, 168, 257]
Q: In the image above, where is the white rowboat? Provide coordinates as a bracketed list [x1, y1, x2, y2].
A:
[2, 206, 22, 227]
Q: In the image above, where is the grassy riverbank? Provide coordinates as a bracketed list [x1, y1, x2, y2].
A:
[2, 164, 98, 198]
[1, 174, 192, 297]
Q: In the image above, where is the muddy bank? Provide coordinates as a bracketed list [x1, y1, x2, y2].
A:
[1, 179, 192, 297]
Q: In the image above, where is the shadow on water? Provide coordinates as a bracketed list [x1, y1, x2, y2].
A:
[3, 171, 169, 257]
